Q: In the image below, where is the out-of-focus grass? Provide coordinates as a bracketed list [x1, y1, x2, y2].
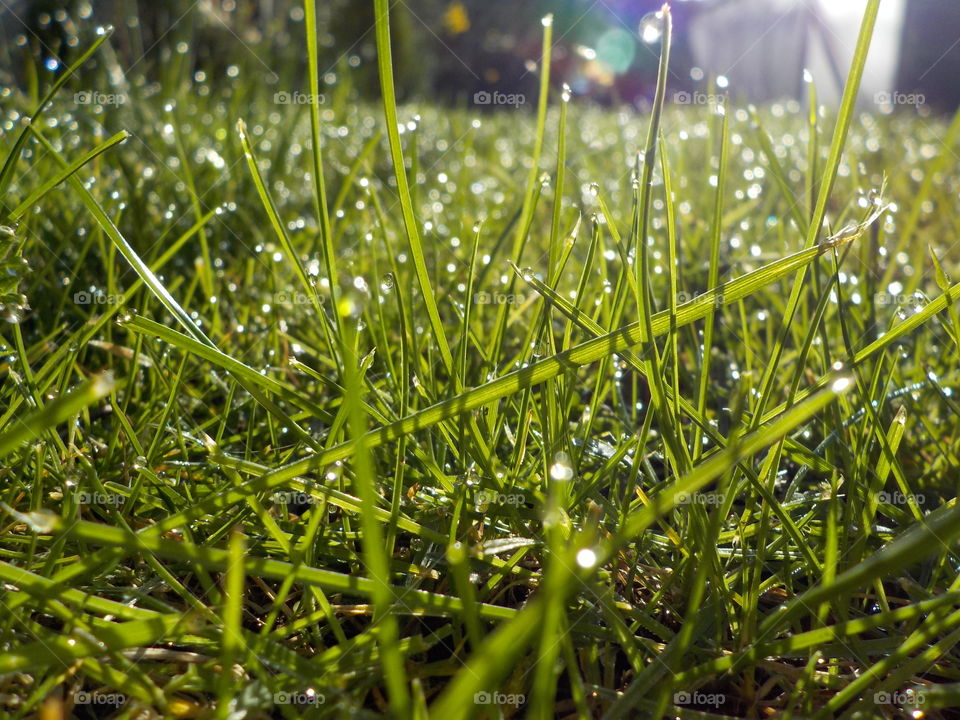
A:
[2, 1, 960, 718]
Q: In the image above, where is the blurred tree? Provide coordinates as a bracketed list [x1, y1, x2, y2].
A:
[329, 0, 422, 100]
[897, 0, 960, 110]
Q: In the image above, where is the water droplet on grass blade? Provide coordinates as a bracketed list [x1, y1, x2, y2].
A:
[116, 309, 137, 325]
[831, 375, 854, 393]
[0, 503, 59, 533]
[550, 452, 574, 482]
[576, 548, 598, 568]
[639, 11, 664, 44]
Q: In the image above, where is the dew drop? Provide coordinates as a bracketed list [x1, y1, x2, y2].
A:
[8, 507, 59, 533]
[639, 11, 664, 44]
[380, 273, 395, 294]
[550, 452, 574, 482]
[576, 548, 598, 568]
[116, 309, 137, 325]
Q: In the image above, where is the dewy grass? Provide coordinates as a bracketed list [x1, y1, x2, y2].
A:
[1, 0, 960, 717]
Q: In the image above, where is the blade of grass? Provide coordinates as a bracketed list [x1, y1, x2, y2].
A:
[692, 103, 728, 460]
[373, 0, 453, 374]
[304, 0, 344, 351]
[0, 374, 113, 459]
[341, 314, 411, 716]
[0, 26, 115, 202]
[9, 130, 129, 221]
[750, 0, 880, 429]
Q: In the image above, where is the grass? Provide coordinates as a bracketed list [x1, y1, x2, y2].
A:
[2, 0, 960, 717]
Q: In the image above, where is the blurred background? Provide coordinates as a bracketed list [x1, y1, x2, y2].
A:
[1, 0, 959, 111]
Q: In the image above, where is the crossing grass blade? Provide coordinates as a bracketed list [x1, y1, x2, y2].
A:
[58, 519, 517, 621]
[0, 374, 114, 458]
[304, 0, 344, 346]
[9, 130, 129, 221]
[0, 26, 115, 202]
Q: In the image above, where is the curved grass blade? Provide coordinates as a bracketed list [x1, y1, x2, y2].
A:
[374, 0, 453, 373]
[29, 126, 324, 451]
[304, 0, 343, 344]
[0, 26, 115, 202]
[59, 519, 517, 621]
[750, 0, 881, 427]
[0, 373, 114, 459]
[123, 314, 331, 422]
[143, 237, 855, 513]
[9, 130, 130, 221]
[758, 499, 960, 638]
[0, 612, 198, 675]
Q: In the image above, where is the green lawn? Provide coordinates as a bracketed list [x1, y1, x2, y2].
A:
[3, 1, 960, 718]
